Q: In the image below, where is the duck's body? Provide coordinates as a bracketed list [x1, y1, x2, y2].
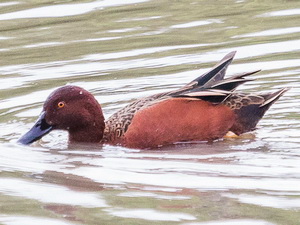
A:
[18, 51, 288, 149]
[104, 97, 235, 148]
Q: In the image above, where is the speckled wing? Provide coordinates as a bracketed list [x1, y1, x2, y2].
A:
[102, 92, 171, 143]
[224, 93, 265, 110]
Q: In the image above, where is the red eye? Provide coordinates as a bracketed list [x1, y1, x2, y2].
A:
[57, 101, 65, 108]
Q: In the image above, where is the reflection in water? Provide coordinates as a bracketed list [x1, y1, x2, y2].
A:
[0, 0, 299, 224]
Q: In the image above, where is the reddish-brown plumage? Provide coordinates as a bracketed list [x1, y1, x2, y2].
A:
[123, 98, 235, 148]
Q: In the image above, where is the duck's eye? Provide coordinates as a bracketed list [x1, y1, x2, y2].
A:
[57, 101, 65, 108]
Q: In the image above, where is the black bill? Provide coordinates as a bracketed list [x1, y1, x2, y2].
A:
[18, 112, 53, 145]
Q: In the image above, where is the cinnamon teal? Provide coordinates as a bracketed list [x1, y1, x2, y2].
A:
[18, 51, 288, 148]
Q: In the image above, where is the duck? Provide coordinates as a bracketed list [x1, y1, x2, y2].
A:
[18, 51, 288, 149]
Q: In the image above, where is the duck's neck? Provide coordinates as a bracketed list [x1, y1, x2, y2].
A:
[68, 117, 105, 143]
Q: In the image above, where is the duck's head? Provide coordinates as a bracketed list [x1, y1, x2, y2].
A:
[18, 85, 105, 145]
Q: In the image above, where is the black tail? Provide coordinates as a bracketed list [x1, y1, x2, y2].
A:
[260, 88, 290, 109]
[230, 88, 289, 134]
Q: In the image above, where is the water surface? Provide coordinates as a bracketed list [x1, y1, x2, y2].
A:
[0, 0, 300, 224]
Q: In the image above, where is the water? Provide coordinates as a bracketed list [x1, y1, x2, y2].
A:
[0, 0, 300, 224]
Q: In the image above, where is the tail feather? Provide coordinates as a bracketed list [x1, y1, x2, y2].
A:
[230, 88, 289, 134]
[260, 88, 290, 108]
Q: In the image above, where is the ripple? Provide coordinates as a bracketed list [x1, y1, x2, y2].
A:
[0, 215, 76, 225]
[259, 8, 300, 17]
[0, 144, 65, 172]
[1, 39, 300, 91]
[171, 19, 222, 29]
[82, 43, 209, 61]
[0, 178, 107, 207]
[117, 16, 162, 22]
[183, 219, 276, 225]
[24, 42, 64, 48]
[224, 193, 300, 209]
[0, 2, 19, 7]
[1, 1, 300, 223]
[233, 27, 300, 38]
[0, 0, 148, 20]
[108, 27, 142, 33]
[0, 36, 12, 40]
[105, 208, 196, 221]
[118, 191, 190, 200]
[68, 165, 300, 191]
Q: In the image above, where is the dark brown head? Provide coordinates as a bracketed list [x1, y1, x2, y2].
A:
[18, 85, 105, 145]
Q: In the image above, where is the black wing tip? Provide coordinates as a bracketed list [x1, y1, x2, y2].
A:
[222, 51, 237, 61]
[194, 51, 238, 86]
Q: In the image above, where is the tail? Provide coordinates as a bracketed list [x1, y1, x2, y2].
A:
[230, 88, 289, 134]
[260, 88, 290, 108]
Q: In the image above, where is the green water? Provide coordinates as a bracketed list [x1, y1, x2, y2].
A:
[0, 0, 300, 225]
